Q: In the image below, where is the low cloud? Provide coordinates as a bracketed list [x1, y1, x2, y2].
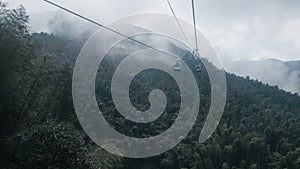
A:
[280, 19, 300, 49]
[227, 59, 300, 94]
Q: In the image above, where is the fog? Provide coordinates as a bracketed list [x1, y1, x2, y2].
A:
[9, 0, 300, 63]
[28, 9, 300, 94]
[227, 59, 300, 94]
[7, 0, 300, 94]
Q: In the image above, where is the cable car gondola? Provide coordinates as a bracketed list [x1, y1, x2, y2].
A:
[173, 58, 182, 71]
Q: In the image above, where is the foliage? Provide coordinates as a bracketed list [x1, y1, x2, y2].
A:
[0, 1, 32, 137]
[1, 2, 300, 169]
[8, 120, 90, 169]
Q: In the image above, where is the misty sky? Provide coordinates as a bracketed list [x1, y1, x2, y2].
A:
[9, 0, 300, 65]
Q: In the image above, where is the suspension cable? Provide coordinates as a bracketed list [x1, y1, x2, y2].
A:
[191, 0, 198, 52]
[43, 0, 177, 58]
[166, 0, 192, 48]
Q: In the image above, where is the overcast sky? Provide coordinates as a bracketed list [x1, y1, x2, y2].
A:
[8, 0, 300, 65]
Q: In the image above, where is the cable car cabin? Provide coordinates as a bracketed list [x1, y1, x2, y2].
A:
[195, 64, 201, 72]
[173, 59, 182, 71]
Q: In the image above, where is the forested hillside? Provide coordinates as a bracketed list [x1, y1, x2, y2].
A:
[1, 3, 300, 169]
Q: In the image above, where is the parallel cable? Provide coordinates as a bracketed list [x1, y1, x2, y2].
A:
[191, 0, 198, 52]
[43, 0, 177, 58]
[166, 0, 192, 48]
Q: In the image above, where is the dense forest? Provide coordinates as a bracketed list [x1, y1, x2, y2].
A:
[1, 3, 300, 169]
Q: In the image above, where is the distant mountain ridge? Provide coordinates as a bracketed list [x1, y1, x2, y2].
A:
[227, 59, 300, 94]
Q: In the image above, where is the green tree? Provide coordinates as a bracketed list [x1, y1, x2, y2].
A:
[9, 120, 90, 169]
[0, 2, 33, 137]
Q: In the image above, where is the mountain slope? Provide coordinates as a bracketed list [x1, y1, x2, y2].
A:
[89, 33, 300, 168]
[3, 30, 300, 168]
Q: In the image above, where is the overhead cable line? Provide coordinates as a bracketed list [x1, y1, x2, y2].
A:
[43, 0, 177, 58]
[191, 0, 199, 52]
[166, 0, 192, 48]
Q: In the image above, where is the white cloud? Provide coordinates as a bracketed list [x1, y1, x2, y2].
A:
[6, 0, 300, 63]
[280, 19, 300, 49]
